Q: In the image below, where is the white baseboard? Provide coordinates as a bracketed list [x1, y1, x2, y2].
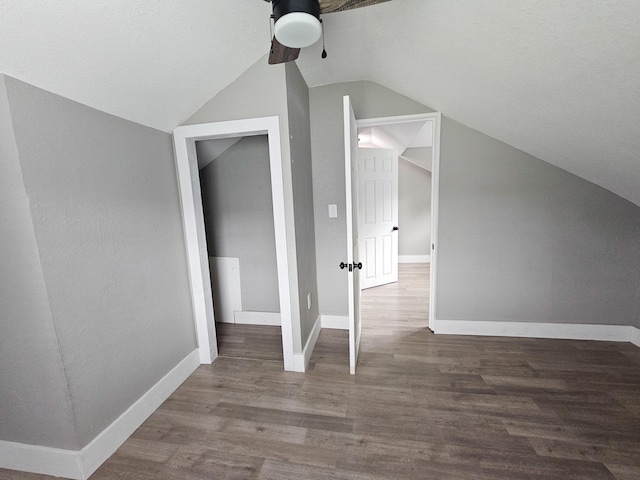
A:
[0, 442, 81, 480]
[320, 315, 349, 330]
[434, 319, 635, 343]
[0, 349, 200, 480]
[293, 315, 321, 372]
[631, 326, 640, 347]
[399, 255, 430, 263]
[233, 311, 281, 326]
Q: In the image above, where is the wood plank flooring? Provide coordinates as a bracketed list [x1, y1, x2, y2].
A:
[216, 322, 284, 363]
[3, 264, 640, 479]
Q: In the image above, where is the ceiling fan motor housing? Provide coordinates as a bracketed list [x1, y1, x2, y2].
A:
[272, 0, 321, 22]
[272, 0, 322, 48]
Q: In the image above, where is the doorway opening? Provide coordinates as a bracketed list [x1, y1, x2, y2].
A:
[197, 134, 283, 363]
[355, 113, 441, 333]
[173, 117, 296, 370]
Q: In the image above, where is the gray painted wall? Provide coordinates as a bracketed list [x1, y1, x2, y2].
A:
[184, 58, 288, 128]
[437, 117, 640, 326]
[198, 135, 280, 313]
[398, 159, 431, 256]
[402, 147, 432, 171]
[3, 76, 196, 449]
[309, 81, 432, 316]
[0, 76, 79, 449]
[285, 63, 319, 344]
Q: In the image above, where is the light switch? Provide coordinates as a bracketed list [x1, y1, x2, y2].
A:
[328, 204, 338, 218]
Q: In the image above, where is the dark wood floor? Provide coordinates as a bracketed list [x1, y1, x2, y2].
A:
[4, 264, 640, 479]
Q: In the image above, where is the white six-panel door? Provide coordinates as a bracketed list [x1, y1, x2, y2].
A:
[357, 148, 399, 290]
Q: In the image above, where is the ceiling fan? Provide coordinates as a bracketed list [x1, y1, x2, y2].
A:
[264, 0, 392, 64]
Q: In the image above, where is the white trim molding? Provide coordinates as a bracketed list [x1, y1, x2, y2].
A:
[434, 320, 637, 344]
[293, 315, 321, 372]
[0, 442, 81, 480]
[0, 350, 200, 480]
[173, 117, 297, 371]
[320, 315, 349, 330]
[398, 255, 430, 264]
[631, 326, 640, 347]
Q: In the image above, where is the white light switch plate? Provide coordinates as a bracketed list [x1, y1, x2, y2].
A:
[328, 204, 338, 218]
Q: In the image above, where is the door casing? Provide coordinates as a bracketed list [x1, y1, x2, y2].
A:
[355, 113, 442, 332]
[173, 116, 296, 369]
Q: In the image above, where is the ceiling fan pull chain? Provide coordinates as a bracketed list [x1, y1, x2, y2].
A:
[321, 19, 328, 59]
[269, 13, 274, 40]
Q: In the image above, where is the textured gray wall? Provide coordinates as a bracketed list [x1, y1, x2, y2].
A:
[309, 81, 432, 315]
[285, 63, 320, 344]
[0, 76, 79, 449]
[4, 76, 196, 448]
[198, 136, 280, 313]
[398, 159, 431, 256]
[184, 57, 288, 127]
[437, 117, 640, 326]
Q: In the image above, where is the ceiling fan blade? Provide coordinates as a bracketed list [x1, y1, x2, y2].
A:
[268, 37, 300, 65]
[319, 0, 392, 14]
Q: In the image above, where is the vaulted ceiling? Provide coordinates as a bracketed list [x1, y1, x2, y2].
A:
[2, 1, 639, 206]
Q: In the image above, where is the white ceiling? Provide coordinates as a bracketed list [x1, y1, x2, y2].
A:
[2, 1, 639, 206]
[358, 121, 432, 150]
[358, 120, 433, 171]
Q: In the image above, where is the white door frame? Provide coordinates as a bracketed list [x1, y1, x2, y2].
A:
[173, 116, 295, 369]
[356, 113, 441, 331]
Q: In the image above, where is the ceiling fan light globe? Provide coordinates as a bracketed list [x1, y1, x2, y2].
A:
[274, 12, 322, 48]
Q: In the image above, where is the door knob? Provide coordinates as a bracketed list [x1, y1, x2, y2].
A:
[340, 262, 363, 272]
[392, 226, 399, 231]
